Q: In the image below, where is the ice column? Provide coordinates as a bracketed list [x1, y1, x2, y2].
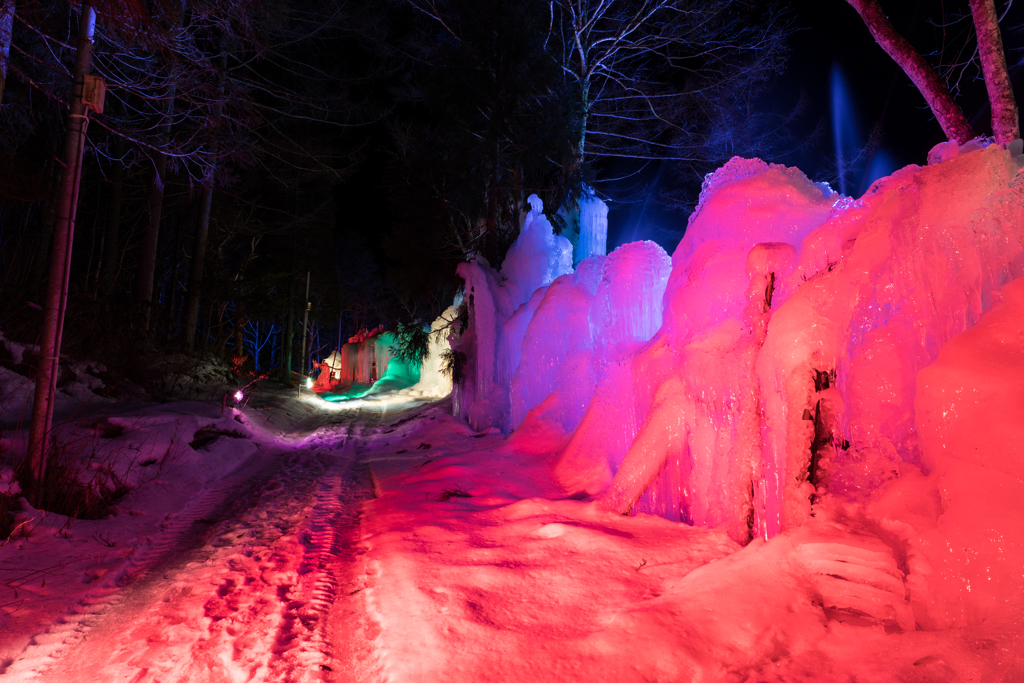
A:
[576, 191, 608, 264]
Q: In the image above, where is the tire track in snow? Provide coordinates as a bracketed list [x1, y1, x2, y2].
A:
[0, 438, 290, 678]
[5, 411, 378, 681]
[264, 428, 380, 681]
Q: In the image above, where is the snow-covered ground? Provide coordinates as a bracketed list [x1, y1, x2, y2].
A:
[355, 142, 1024, 681]
[1, 367, 1022, 681]
[0, 370, 422, 681]
[359, 399, 1022, 682]
[4, 142, 1024, 681]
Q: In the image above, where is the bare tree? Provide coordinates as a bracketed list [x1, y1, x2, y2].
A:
[969, 0, 1019, 144]
[396, 0, 787, 261]
[843, 0, 975, 144]
[845, 0, 1020, 146]
[549, 0, 790, 196]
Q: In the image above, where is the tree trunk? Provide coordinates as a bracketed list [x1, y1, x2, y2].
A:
[137, 144, 170, 328]
[0, 0, 13, 106]
[83, 190, 99, 291]
[299, 271, 310, 379]
[214, 302, 230, 359]
[969, 0, 1019, 144]
[280, 272, 295, 383]
[234, 296, 246, 361]
[183, 51, 226, 351]
[100, 135, 124, 295]
[26, 3, 96, 498]
[166, 210, 184, 336]
[184, 185, 212, 351]
[136, 17, 181, 329]
[844, 0, 975, 144]
[567, 82, 589, 205]
[202, 299, 214, 352]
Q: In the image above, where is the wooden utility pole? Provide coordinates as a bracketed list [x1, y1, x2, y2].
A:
[26, 3, 99, 498]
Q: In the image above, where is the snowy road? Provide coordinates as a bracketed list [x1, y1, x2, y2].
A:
[10, 405, 390, 683]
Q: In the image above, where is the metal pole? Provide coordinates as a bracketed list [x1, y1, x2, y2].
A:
[26, 3, 96, 499]
[298, 270, 310, 397]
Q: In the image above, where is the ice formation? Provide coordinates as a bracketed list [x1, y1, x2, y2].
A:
[455, 142, 1024, 561]
[316, 334, 380, 388]
[314, 309, 459, 402]
[508, 241, 671, 433]
[452, 195, 575, 429]
[576, 189, 608, 263]
[453, 234, 668, 432]
[499, 194, 573, 310]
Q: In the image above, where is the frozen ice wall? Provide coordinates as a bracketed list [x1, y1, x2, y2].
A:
[508, 242, 671, 433]
[454, 195, 573, 430]
[559, 159, 839, 536]
[455, 142, 1024, 556]
[445, 141, 1024, 638]
[335, 340, 375, 384]
[357, 339, 375, 382]
[339, 344, 360, 383]
[576, 191, 608, 263]
[500, 194, 573, 310]
[454, 257, 504, 429]
[363, 332, 421, 395]
[322, 350, 343, 380]
[326, 330, 389, 387]
[508, 264, 599, 433]
[496, 286, 547, 394]
[577, 143, 1024, 543]
[374, 335, 392, 381]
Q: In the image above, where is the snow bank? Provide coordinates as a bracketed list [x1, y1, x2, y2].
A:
[0, 396, 276, 668]
[905, 275, 1024, 628]
[0, 333, 114, 425]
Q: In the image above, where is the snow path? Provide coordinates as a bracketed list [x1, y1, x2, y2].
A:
[4, 406, 388, 683]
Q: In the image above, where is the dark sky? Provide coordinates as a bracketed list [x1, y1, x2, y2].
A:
[608, 0, 1024, 252]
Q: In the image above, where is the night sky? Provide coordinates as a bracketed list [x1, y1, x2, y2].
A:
[336, 1, 1024, 268]
[607, 0, 1024, 251]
